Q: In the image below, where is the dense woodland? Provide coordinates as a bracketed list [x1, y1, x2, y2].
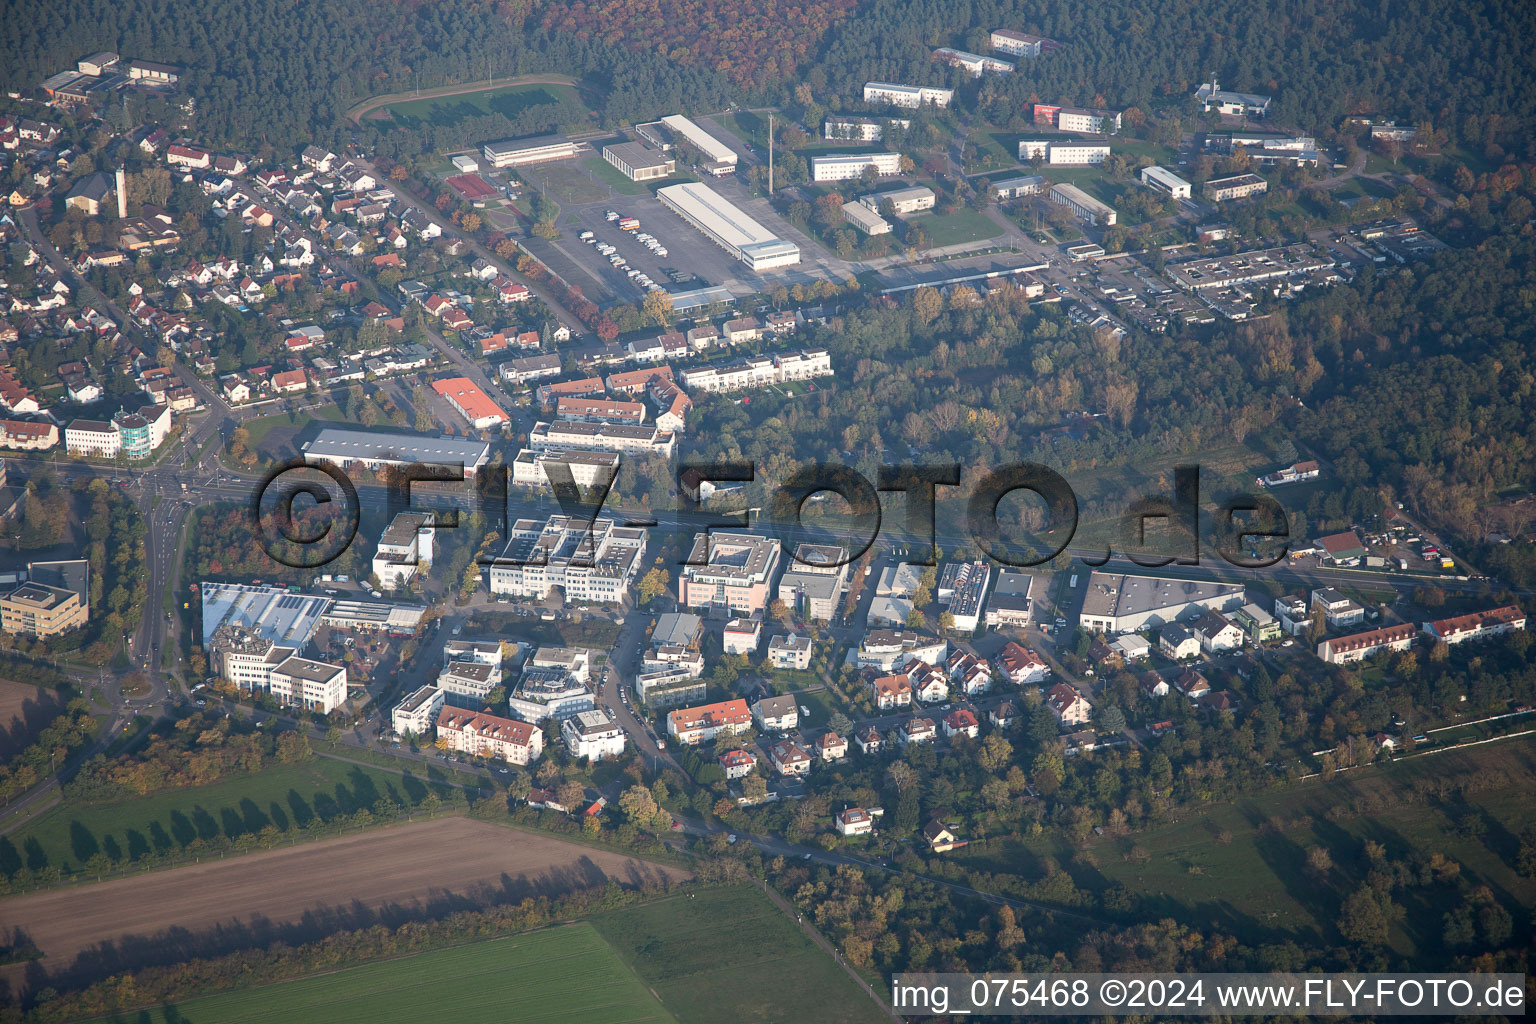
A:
[4, 0, 1534, 155]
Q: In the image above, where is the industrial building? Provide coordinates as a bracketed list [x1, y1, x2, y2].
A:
[1078, 571, 1246, 634]
[811, 152, 902, 182]
[863, 82, 953, 109]
[481, 135, 580, 168]
[658, 115, 738, 174]
[487, 516, 647, 604]
[432, 377, 508, 430]
[602, 140, 675, 181]
[656, 182, 800, 271]
[1140, 165, 1192, 199]
[1204, 173, 1269, 202]
[1162, 245, 1334, 292]
[302, 427, 491, 477]
[1048, 183, 1117, 225]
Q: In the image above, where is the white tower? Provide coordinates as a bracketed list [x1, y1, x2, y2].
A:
[114, 167, 127, 219]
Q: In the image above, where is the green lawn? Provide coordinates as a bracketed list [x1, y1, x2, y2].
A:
[386, 83, 585, 131]
[87, 923, 674, 1024]
[916, 208, 1003, 247]
[582, 154, 648, 196]
[952, 733, 1536, 961]
[589, 886, 890, 1024]
[0, 758, 460, 876]
[238, 404, 344, 449]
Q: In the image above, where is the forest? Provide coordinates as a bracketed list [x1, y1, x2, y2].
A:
[3, 0, 1534, 157]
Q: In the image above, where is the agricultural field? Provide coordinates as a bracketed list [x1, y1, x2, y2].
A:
[0, 758, 460, 876]
[84, 923, 675, 1024]
[952, 734, 1536, 961]
[590, 884, 891, 1024]
[2, 818, 691, 979]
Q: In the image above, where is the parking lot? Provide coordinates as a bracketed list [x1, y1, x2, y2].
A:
[520, 159, 862, 306]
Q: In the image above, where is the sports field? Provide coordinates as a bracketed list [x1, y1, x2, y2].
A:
[385, 82, 584, 130]
[85, 923, 676, 1024]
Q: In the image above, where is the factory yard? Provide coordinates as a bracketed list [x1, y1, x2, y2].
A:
[0, 818, 689, 982]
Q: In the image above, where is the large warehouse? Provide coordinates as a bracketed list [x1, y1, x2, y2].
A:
[656, 182, 800, 271]
[302, 427, 492, 477]
[481, 135, 579, 168]
[659, 115, 737, 174]
[602, 140, 675, 181]
[811, 152, 902, 182]
[1078, 571, 1246, 633]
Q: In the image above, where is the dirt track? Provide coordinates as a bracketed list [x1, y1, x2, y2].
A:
[0, 818, 688, 974]
[345, 73, 584, 124]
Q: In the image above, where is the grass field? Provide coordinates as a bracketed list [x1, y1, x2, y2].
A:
[590, 885, 890, 1024]
[915, 208, 1003, 247]
[952, 734, 1536, 960]
[235, 404, 344, 453]
[385, 82, 584, 131]
[0, 758, 459, 875]
[582, 153, 648, 195]
[87, 923, 675, 1024]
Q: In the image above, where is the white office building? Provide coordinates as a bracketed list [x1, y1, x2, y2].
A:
[482, 135, 580, 168]
[1049, 183, 1117, 226]
[811, 152, 902, 182]
[561, 709, 626, 761]
[1140, 165, 1192, 199]
[863, 82, 953, 109]
[487, 516, 647, 604]
[372, 511, 434, 590]
[511, 448, 621, 491]
[392, 684, 445, 737]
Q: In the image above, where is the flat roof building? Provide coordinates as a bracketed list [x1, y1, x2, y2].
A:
[931, 47, 1014, 77]
[481, 135, 579, 168]
[811, 152, 902, 182]
[511, 448, 621, 491]
[859, 185, 935, 214]
[658, 115, 738, 171]
[392, 684, 445, 737]
[1204, 173, 1269, 202]
[1079, 571, 1246, 634]
[303, 428, 491, 477]
[488, 515, 647, 605]
[990, 175, 1047, 200]
[1049, 183, 1117, 225]
[680, 532, 781, 616]
[602, 140, 676, 181]
[0, 581, 87, 637]
[842, 202, 892, 235]
[1140, 165, 1192, 199]
[863, 82, 953, 109]
[656, 183, 799, 271]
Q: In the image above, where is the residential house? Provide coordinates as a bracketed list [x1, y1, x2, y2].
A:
[752, 694, 799, 732]
[901, 716, 937, 745]
[769, 738, 812, 776]
[836, 807, 874, 836]
[871, 672, 912, 709]
[1045, 682, 1092, 725]
[942, 708, 980, 739]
